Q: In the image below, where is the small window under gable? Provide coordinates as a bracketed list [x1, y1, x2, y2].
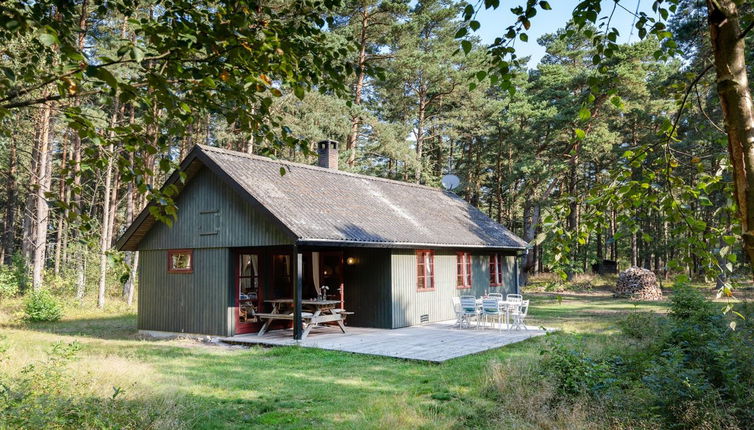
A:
[168, 249, 193, 274]
[199, 209, 220, 236]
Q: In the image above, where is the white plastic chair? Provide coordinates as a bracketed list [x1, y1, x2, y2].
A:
[459, 295, 479, 329]
[510, 299, 529, 330]
[451, 296, 462, 327]
[506, 294, 523, 303]
[488, 292, 503, 299]
[480, 298, 505, 331]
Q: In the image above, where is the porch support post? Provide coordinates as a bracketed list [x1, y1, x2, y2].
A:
[292, 244, 303, 340]
[514, 251, 521, 295]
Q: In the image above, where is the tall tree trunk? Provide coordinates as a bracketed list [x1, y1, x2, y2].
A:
[631, 229, 638, 267]
[521, 181, 556, 284]
[98, 96, 121, 308]
[414, 96, 426, 183]
[610, 208, 618, 262]
[566, 149, 579, 280]
[123, 129, 138, 304]
[3, 138, 18, 265]
[53, 137, 68, 274]
[31, 100, 54, 290]
[126, 251, 138, 306]
[98, 146, 114, 308]
[706, 0, 754, 274]
[346, 9, 369, 168]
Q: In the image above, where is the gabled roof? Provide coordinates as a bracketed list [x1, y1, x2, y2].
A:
[116, 144, 527, 251]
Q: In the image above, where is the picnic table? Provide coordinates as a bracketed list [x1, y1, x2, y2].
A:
[256, 299, 349, 339]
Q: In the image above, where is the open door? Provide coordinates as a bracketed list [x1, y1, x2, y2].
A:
[235, 252, 263, 334]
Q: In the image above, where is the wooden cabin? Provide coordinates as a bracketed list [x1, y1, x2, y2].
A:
[115, 142, 527, 338]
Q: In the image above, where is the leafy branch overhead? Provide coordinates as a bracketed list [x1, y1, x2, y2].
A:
[0, 0, 355, 224]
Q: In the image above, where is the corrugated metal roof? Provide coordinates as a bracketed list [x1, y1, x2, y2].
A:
[116, 145, 527, 250]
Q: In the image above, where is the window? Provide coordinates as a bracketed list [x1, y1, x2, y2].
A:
[416, 250, 435, 291]
[456, 252, 472, 288]
[489, 254, 504, 286]
[167, 249, 193, 273]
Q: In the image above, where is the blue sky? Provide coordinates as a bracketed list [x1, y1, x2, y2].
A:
[471, 0, 658, 67]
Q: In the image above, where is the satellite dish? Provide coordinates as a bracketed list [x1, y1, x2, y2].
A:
[441, 174, 460, 191]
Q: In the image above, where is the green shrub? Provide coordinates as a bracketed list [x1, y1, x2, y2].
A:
[625, 286, 754, 428]
[618, 311, 668, 342]
[0, 265, 19, 299]
[540, 335, 614, 398]
[24, 290, 63, 322]
[538, 287, 754, 427]
[11, 252, 29, 293]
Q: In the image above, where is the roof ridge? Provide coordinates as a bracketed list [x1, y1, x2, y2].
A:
[196, 144, 448, 193]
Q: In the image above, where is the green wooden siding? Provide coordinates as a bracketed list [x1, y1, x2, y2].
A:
[140, 167, 292, 251]
[138, 248, 233, 336]
[343, 248, 392, 328]
[390, 250, 519, 328]
[136, 167, 293, 336]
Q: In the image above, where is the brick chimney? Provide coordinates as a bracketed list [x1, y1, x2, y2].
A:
[317, 140, 339, 170]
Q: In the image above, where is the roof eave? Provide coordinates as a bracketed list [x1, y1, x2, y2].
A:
[295, 238, 527, 251]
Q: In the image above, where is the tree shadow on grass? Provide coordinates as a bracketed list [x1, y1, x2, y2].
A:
[6, 314, 143, 341]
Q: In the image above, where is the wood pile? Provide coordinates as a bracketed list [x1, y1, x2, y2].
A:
[614, 267, 663, 300]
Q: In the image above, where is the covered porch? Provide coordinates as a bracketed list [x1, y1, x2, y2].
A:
[234, 245, 378, 339]
[219, 320, 549, 363]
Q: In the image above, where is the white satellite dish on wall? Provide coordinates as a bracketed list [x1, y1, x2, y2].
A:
[441, 174, 460, 191]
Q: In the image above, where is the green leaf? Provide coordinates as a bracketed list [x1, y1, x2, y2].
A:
[574, 128, 585, 139]
[131, 46, 144, 63]
[38, 32, 58, 47]
[455, 27, 467, 39]
[89, 66, 118, 89]
[461, 40, 472, 55]
[539, 1, 551, 10]
[279, 167, 286, 176]
[578, 107, 591, 121]
[469, 20, 480, 31]
[293, 85, 305, 100]
[519, 33, 528, 42]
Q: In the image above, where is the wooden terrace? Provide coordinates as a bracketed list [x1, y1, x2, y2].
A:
[219, 320, 549, 363]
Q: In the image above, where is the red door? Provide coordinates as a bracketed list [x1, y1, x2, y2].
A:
[235, 252, 263, 334]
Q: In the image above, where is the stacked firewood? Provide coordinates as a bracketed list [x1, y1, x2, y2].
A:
[614, 267, 663, 301]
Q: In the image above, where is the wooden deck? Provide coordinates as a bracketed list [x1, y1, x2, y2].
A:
[219, 320, 549, 363]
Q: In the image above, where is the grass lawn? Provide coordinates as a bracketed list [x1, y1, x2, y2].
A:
[0, 287, 700, 429]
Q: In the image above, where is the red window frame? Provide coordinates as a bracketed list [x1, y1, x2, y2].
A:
[416, 250, 435, 291]
[489, 253, 503, 287]
[167, 249, 193, 274]
[456, 252, 472, 289]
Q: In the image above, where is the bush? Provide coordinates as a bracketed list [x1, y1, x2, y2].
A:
[11, 252, 29, 293]
[24, 290, 63, 322]
[0, 265, 19, 299]
[618, 311, 668, 342]
[540, 335, 614, 398]
[625, 286, 754, 428]
[533, 287, 754, 428]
